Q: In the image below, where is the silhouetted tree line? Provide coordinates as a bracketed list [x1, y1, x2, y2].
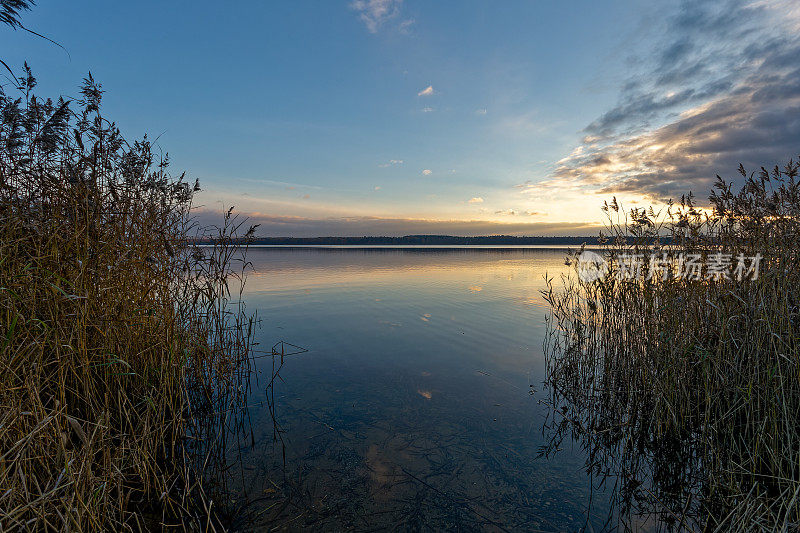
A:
[207, 235, 656, 246]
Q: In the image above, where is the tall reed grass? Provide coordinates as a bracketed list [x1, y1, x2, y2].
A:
[0, 69, 258, 530]
[542, 159, 800, 531]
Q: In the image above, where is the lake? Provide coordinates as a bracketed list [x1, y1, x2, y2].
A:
[226, 246, 610, 531]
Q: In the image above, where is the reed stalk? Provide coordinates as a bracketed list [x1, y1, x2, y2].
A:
[542, 160, 800, 531]
[0, 70, 258, 530]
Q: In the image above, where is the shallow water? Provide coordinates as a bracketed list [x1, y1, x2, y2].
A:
[228, 247, 609, 531]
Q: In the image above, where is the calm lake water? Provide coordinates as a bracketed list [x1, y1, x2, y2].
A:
[227, 246, 610, 531]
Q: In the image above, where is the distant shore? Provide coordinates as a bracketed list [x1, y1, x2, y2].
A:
[198, 235, 601, 246]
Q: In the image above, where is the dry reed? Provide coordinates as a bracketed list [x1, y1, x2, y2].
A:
[542, 159, 800, 531]
[0, 69, 258, 530]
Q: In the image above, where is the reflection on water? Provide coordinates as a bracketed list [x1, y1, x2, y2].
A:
[226, 247, 609, 531]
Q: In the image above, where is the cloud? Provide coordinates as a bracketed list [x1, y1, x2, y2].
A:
[350, 0, 403, 33]
[378, 159, 404, 167]
[493, 209, 540, 216]
[237, 177, 323, 190]
[422, 107, 434, 113]
[417, 85, 435, 97]
[398, 18, 415, 34]
[493, 209, 542, 216]
[468, 197, 484, 204]
[493, 110, 548, 137]
[476, 108, 488, 115]
[421, 169, 432, 176]
[539, 0, 800, 202]
[193, 209, 600, 237]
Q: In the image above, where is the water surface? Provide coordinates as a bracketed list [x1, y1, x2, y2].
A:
[230, 247, 608, 531]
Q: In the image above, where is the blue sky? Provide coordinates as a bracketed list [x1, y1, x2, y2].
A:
[2, 1, 799, 235]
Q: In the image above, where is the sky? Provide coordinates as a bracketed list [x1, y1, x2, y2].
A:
[2, 0, 799, 236]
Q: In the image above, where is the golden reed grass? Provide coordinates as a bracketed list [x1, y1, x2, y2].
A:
[542, 159, 800, 531]
[0, 70, 258, 530]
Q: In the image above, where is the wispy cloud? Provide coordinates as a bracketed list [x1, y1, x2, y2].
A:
[235, 177, 324, 190]
[493, 110, 548, 137]
[468, 197, 484, 204]
[421, 169, 432, 176]
[398, 18, 415, 34]
[194, 209, 600, 237]
[350, 0, 403, 33]
[378, 159, 404, 167]
[476, 108, 488, 115]
[535, 0, 800, 202]
[494, 209, 542, 216]
[422, 106, 434, 113]
[417, 85, 435, 97]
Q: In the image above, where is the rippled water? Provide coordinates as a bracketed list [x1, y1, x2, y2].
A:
[227, 247, 609, 531]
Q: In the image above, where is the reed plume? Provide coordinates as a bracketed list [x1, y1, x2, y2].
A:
[543, 159, 800, 531]
[0, 70, 257, 530]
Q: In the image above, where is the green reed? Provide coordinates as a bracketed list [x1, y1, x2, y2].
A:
[542, 159, 800, 531]
[0, 70, 258, 530]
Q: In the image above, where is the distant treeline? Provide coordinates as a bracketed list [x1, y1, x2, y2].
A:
[197, 235, 617, 245]
[197, 234, 674, 245]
